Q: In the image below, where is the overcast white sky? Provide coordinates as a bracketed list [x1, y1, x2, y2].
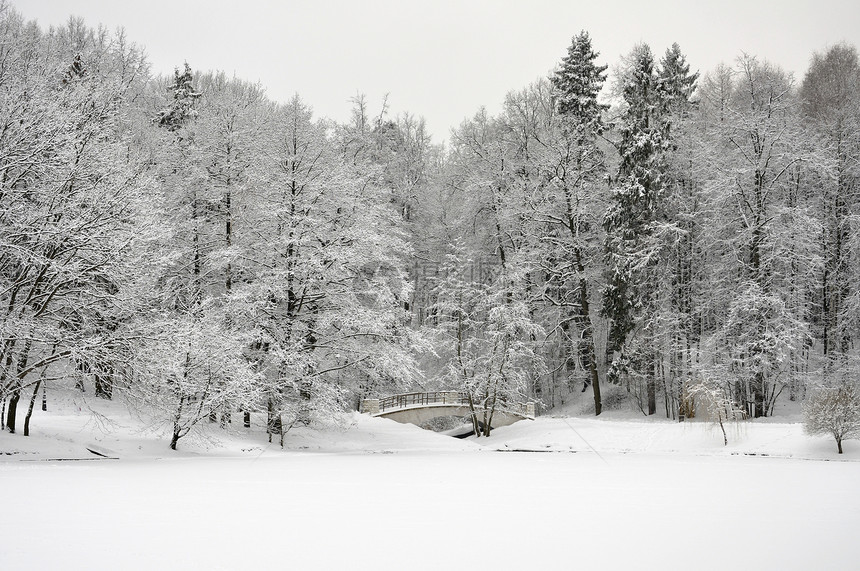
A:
[13, 0, 860, 143]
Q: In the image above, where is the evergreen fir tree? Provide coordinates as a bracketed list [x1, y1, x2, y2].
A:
[156, 62, 202, 131]
[551, 30, 609, 133]
[658, 43, 699, 121]
[544, 31, 609, 414]
[61, 53, 86, 85]
[657, 43, 700, 419]
[603, 43, 667, 348]
[602, 44, 670, 414]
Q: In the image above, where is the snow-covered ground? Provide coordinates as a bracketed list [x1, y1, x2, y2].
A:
[2, 391, 859, 570]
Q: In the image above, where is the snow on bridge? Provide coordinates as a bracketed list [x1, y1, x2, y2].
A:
[360, 391, 535, 429]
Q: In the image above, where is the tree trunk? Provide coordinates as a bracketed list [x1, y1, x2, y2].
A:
[75, 359, 87, 392]
[5, 390, 19, 433]
[466, 394, 480, 437]
[484, 401, 495, 438]
[589, 354, 602, 416]
[192, 185, 202, 310]
[647, 381, 656, 415]
[647, 354, 657, 415]
[297, 380, 311, 426]
[266, 397, 280, 443]
[9, 340, 33, 431]
[279, 416, 285, 448]
[171, 394, 185, 450]
[94, 364, 112, 400]
[225, 184, 232, 293]
[753, 372, 765, 418]
[575, 273, 602, 416]
[23, 380, 41, 436]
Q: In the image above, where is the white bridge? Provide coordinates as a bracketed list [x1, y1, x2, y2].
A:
[360, 391, 534, 429]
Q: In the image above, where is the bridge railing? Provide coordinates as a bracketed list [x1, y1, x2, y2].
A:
[362, 391, 534, 418]
[378, 391, 469, 413]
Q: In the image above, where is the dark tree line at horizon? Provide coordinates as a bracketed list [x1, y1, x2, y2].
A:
[0, 4, 858, 446]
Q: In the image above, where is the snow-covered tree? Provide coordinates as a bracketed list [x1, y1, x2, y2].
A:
[149, 62, 208, 313]
[542, 31, 610, 414]
[688, 372, 745, 445]
[654, 43, 702, 418]
[804, 383, 860, 453]
[155, 62, 201, 131]
[129, 308, 261, 450]
[602, 43, 673, 415]
[232, 95, 419, 443]
[552, 30, 608, 128]
[800, 44, 860, 370]
[699, 55, 817, 417]
[439, 278, 544, 437]
[658, 43, 699, 118]
[0, 10, 150, 433]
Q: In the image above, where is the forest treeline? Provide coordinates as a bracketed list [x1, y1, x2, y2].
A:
[0, 5, 858, 446]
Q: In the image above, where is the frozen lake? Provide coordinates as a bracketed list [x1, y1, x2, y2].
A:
[3, 447, 858, 570]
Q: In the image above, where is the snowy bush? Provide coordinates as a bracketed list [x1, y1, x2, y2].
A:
[689, 377, 745, 446]
[803, 384, 860, 454]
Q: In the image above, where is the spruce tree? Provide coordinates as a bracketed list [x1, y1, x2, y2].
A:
[551, 31, 609, 132]
[658, 43, 700, 419]
[156, 62, 202, 132]
[658, 43, 699, 121]
[602, 44, 669, 414]
[546, 31, 609, 414]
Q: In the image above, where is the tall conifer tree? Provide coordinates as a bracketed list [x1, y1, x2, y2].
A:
[547, 31, 609, 414]
[659, 43, 700, 418]
[602, 44, 669, 414]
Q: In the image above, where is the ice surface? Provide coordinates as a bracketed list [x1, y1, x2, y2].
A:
[1, 394, 859, 570]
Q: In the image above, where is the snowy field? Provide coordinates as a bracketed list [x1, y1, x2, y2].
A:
[2, 393, 859, 570]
